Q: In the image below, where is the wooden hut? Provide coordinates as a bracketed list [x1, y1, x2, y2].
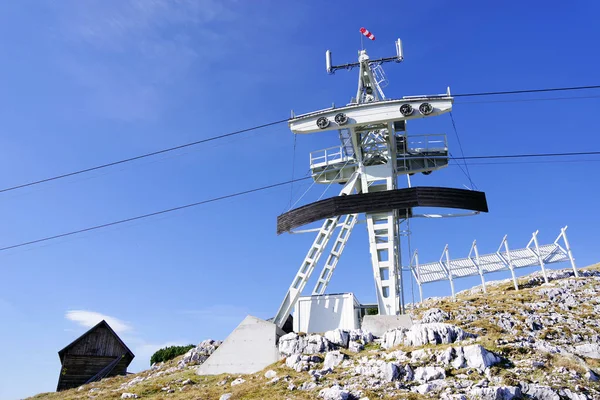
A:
[57, 320, 135, 391]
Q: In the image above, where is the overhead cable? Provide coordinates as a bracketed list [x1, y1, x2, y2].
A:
[1, 149, 600, 252]
[2, 84, 599, 195]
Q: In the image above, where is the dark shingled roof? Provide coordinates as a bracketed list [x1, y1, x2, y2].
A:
[58, 319, 135, 363]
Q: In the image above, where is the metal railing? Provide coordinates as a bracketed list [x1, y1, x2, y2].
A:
[398, 134, 448, 155]
[310, 146, 355, 168]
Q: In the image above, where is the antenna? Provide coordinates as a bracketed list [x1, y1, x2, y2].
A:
[395, 38, 403, 61]
[324, 38, 404, 74]
[326, 50, 333, 74]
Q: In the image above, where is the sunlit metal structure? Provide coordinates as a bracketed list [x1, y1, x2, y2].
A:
[410, 226, 578, 302]
[272, 39, 488, 328]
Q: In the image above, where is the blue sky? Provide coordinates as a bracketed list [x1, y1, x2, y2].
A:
[1, 1, 599, 398]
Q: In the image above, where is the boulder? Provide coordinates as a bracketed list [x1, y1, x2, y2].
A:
[300, 381, 318, 391]
[384, 362, 400, 382]
[178, 339, 222, 368]
[306, 334, 332, 354]
[412, 383, 433, 394]
[279, 332, 306, 356]
[520, 382, 559, 400]
[462, 344, 501, 371]
[319, 385, 351, 400]
[436, 347, 455, 365]
[382, 328, 406, 349]
[413, 366, 445, 382]
[383, 324, 475, 349]
[325, 329, 350, 348]
[349, 329, 374, 344]
[264, 370, 277, 379]
[286, 354, 302, 369]
[324, 351, 346, 370]
[348, 341, 364, 353]
[278, 333, 332, 356]
[354, 359, 401, 382]
[574, 343, 600, 359]
[421, 308, 450, 324]
[560, 389, 588, 400]
[231, 377, 245, 386]
[469, 386, 521, 400]
[452, 346, 466, 369]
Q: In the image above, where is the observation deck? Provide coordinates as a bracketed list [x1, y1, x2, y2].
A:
[309, 133, 449, 184]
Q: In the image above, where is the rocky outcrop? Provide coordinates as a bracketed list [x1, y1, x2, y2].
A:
[279, 333, 332, 356]
[575, 343, 600, 359]
[421, 308, 450, 323]
[382, 323, 476, 349]
[58, 267, 600, 400]
[177, 339, 221, 368]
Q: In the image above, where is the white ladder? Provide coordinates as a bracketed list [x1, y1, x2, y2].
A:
[272, 173, 359, 328]
[312, 213, 359, 295]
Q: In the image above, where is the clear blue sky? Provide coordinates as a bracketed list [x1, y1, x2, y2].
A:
[1, 1, 599, 399]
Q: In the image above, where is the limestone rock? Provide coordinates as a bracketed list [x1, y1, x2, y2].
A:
[306, 334, 332, 354]
[120, 394, 139, 399]
[219, 394, 232, 400]
[520, 382, 560, 400]
[325, 329, 350, 348]
[319, 385, 351, 400]
[324, 351, 346, 370]
[383, 323, 476, 349]
[231, 377, 245, 386]
[406, 323, 476, 347]
[462, 344, 501, 371]
[278, 333, 332, 356]
[286, 354, 302, 369]
[382, 328, 406, 349]
[178, 339, 221, 368]
[560, 389, 588, 400]
[421, 308, 450, 323]
[413, 366, 445, 383]
[264, 370, 277, 379]
[437, 347, 455, 365]
[452, 346, 466, 369]
[574, 343, 600, 359]
[300, 381, 318, 391]
[348, 341, 364, 353]
[412, 383, 433, 394]
[384, 362, 400, 382]
[469, 386, 521, 400]
[354, 359, 401, 382]
[349, 329, 374, 344]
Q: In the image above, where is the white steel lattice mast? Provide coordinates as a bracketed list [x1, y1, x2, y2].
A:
[273, 37, 462, 329]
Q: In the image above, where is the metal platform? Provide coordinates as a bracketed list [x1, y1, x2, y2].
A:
[309, 134, 449, 184]
[410, 226, 578, 301]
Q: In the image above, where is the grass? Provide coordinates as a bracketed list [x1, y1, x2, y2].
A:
[28, 264, 600, 399]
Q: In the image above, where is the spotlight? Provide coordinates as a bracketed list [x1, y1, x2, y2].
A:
[316, 117, 330, 129]
[334, 113, 348, 125]
[399, 104, 413, 116]
[419, 102, 434, 115]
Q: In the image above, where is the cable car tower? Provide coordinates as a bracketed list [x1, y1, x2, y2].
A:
[197, 34, 488, 376]
[272, 37, 488, 327]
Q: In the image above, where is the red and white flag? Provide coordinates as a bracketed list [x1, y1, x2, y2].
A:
[360, 27, 376, 41]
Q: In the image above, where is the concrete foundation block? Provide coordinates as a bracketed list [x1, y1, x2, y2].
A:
[361, 314, 413, 337]
[196, 315, 284, 375]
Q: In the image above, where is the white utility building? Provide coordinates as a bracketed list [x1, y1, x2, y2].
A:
[293, 293, 363, 333]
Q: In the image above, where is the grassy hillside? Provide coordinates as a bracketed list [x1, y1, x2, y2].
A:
[29, 263, 600, 400]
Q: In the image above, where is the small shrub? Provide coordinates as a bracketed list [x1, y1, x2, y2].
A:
[366, 307, 378, 315]
[150, 344, 195, 365]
